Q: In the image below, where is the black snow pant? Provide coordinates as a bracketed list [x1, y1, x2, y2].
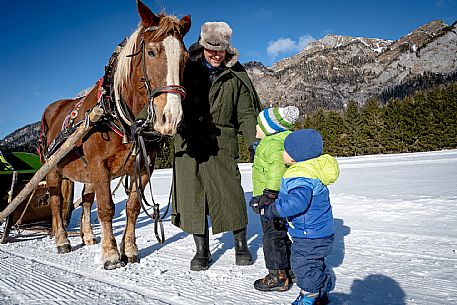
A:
[261, 216, 291, 270]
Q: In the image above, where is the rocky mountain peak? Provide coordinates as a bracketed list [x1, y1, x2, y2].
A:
[246, 19, 457, 111]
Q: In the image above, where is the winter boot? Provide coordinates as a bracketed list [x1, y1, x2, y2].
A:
[287, 269, 296, 283]
[233, 227, 254, 265]
[316, 292, 330, 305]
[254, 269, 291, 292]
[292, 291, 330, 305]
[291, 291, 319, 305]
[190, 233, 212, 271]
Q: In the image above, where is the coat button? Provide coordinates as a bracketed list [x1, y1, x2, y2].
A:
[198, 116, 203, 121]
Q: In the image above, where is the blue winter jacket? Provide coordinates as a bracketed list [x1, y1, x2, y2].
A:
[274, 154, 340, 239]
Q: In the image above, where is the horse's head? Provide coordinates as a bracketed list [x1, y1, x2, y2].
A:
[114, 0, 191, 136]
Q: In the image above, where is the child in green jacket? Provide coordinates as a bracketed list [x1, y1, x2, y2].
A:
[250, 105, 299, 292]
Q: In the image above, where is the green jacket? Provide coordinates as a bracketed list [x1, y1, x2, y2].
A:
[252, 131, 291, 196]
[172, 58, 262, 234]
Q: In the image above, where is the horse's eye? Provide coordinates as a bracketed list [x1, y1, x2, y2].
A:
[147, 50, 156, 57]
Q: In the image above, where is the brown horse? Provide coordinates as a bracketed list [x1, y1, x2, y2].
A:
[39, 0, 190, 269]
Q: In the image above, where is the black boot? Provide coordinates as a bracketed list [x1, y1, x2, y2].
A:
[316, 292, 330, 305]
[190, 232, 212, 271]
[253, 269, 291, 292]
[233, 227, 254, 265]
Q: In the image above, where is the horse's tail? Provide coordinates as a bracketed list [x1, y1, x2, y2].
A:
[37, 111, 48, 164]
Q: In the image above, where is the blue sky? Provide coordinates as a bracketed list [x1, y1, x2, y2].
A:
[0, 0, 456, 138]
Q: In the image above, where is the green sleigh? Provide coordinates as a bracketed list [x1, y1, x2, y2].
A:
[0, 151, 73, 243]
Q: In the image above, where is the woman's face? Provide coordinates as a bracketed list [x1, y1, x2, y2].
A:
[203, 48, 226, 67]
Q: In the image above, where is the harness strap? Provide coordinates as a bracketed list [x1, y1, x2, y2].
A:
[149, 85, 186, 100]
[132, 134, 165, 243]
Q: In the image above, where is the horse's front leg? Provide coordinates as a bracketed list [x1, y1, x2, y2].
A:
[120, 173, 149, 264]
[91, 169, 122, 270]
[80, 183, 96, 245]
[47, 169, 71, 253]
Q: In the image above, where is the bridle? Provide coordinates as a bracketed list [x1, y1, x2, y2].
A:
[116, 25, 186, 130]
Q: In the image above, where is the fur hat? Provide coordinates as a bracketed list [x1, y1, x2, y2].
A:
[257, 106, 299, 136]
[188, 21, 239, 67]
[200, 22, 233, 52]
[284, 129, 323, 162]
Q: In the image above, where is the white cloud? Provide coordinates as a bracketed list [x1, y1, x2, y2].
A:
[298, 35, 315, 49]
[266, 35, 315, 59]
[266, 38, 296, 58]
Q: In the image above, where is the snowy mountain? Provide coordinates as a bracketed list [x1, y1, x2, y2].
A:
[245, 20, 457, 111]
[0, 122, 40, 153]
[1, 150, 456, 304]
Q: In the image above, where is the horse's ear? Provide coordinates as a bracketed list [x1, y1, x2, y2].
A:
[179, 15, 191, 37]
[137, 0, 160, 27]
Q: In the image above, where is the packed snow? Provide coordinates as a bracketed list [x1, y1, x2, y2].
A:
[1, 150, 456, 305]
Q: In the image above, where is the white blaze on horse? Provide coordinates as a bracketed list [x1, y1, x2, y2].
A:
[39, 0, 190, 269]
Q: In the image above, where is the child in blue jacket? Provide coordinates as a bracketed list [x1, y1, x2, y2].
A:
[250, 106, 299, 292]
[261, 129, 340, 305]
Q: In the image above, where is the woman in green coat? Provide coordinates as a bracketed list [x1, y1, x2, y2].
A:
[172, 21, 262, 271]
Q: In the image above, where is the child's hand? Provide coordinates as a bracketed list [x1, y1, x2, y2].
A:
[250, 190, 278, 214]
[260, 203, 280, 221]
[262, 189, 278, 199]
[248, 141, 259, 163]
[249, 196, 261, 214]
[258, 189, 278, 206]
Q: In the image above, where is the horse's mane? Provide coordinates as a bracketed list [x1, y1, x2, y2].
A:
[113, 14, 182, 106]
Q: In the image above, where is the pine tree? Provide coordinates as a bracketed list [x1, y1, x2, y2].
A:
[400, 97, 419, 152]
[361, 98, 384, 154]
[383, 99, 407, 153]
[324, 110, 344, 156]
[442, 83, 457, 148]
[343, 100, 364, 156]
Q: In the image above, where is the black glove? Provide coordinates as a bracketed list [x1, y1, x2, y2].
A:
[248, 141, 259, 163]
[249, 196, 261, 214]
[258, 189, 278, 206]
[250, 189, 278, 214]
[261, 203, 281, 221]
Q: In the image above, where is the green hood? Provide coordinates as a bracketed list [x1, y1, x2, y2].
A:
[283, 154, 340, 185]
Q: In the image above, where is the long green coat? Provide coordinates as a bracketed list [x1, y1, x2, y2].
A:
[172, 57, 262, 235]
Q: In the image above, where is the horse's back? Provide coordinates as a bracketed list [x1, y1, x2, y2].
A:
[42, 86, 98, 144]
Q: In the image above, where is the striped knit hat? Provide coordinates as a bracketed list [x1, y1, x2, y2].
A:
[257, 106, 299, 136]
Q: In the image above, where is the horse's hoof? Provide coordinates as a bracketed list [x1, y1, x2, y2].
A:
[103, 260, 126, 270]
[82, 238, 97, 246]
[57, 244, 71, 254]
[128, 255, 139, 264]
[121, 255, 128, 265]
[121, 254, 139, 264]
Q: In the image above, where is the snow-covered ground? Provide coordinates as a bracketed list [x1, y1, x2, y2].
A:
[1, 150, 456, 305]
